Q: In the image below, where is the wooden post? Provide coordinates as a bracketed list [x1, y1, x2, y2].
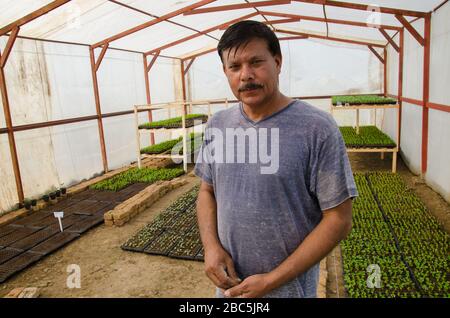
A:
[0, 27, 24, 203]
[134, 106, 142, 169]
[356, 108, 360, 134]
[89, 47, 109, 173]
[421, 15, 431, 176]
[398, 29, 404, 152]
[143, 54, 155, 145]
[0, 64, 24, 203]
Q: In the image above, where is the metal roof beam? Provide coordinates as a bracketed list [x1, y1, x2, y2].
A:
[259, 10, 402, 31]
[293, 0, 427, 18]
[144, 12, 259, 56]
[184, 0, 291, 15]
[0, 0, 70, 36]
[276, 28, 385, 47]
[92, 0, 215, 49]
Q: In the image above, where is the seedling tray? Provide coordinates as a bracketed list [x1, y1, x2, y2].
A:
[30, 232, 80, 256]
[65, 215, 105, 234]
[10, 227, 60, 251]
[0, 227, 41, 248]
[0, 251, 43, 283]
[0, 247, 24, 265]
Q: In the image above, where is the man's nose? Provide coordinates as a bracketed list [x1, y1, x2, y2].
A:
[240, 63, 255, 81]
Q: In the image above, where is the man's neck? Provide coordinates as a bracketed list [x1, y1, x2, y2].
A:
[242, 93, 293, 122]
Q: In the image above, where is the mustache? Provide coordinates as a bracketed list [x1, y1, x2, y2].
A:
[238, 83, 264, 92]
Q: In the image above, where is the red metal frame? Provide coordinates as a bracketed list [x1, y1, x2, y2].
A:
[0, 0, 445, 206]
[275, 28, 385, 47]
[184, 0, 291, 15]
[145, 12, 259, 56]
[92, 0, 215, 49]
[367, 45, 384, 64]
[89, 47, 109, 173]
[293, 1, 427, 18]
[259, 10, 402, 31]
[396, 14, 425, 47]
[143, 52, 160, 145]
[379, 29, 399, 52]
[0, 0, 70, 36]
[421, 15, 431, 175]
[397, 30, 404, 151]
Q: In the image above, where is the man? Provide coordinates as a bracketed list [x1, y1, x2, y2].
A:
[194, 20, 358, 298]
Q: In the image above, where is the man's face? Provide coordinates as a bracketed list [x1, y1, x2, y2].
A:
[222, 38, 282, 108]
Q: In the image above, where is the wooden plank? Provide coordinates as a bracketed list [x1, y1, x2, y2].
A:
[331, 104, 399, 110]
[346, 148, 398, 153]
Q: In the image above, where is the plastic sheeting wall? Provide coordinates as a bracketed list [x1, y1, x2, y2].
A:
[384, 2, 450, 203]
[188, 38, 382, 124]
[0, 37, 176, 214]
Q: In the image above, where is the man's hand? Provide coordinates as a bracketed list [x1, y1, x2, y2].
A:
[204, 246, 241, 290]
[223, 273, 272, 298]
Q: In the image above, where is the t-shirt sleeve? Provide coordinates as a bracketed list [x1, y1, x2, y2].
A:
[309, 123, 358, 211]
[194, 122, 213, 185]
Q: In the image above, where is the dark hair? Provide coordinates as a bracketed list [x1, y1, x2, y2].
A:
[217, 20, 281, 63]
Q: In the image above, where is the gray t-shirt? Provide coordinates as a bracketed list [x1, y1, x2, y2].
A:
[194, 99, 358, 298]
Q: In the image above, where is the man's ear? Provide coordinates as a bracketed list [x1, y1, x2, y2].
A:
[274, 54, 282, 74]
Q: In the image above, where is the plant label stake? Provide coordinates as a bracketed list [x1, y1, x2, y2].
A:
[54, 211, 64, 232]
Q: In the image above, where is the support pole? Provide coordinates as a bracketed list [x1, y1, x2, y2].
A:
[89, 46, 109, 173]
[0, 27, 24, 203]
[143, 53, 157, 145]
[134, 106, 142, 169]
[398, 30, 404, 152]
[421, 15, 431, 176]
[181, 62, 188, 172]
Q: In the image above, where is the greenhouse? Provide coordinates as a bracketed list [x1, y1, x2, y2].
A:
[0, 0, 449, 299]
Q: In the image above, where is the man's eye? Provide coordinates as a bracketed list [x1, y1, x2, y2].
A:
[252, 60, 262, 64]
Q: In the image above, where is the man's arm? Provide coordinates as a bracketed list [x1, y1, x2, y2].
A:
[224, 198, 353, 298]
[197, 181, 241, 290]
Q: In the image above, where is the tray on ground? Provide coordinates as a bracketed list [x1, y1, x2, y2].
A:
[0, 227, 42, 248]
[9, 227, 61, 251]
[30, 231, 80, 256]
[65, 214, 105, 234]
[28, 213, 88, 229]
[0, 247, 24, 265]
[62, 199, 99, 213]
[143, 230, 181, 256]
[0, 224, 22, 238]
[12, 211, 55, 227]
[0, 251, 43, 283]
[69, 189, 99, 201]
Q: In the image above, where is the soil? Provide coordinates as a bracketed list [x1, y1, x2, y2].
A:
[1, 153, 448, 298]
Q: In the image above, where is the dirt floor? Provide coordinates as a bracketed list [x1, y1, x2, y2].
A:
[1, 153, 449, 298]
